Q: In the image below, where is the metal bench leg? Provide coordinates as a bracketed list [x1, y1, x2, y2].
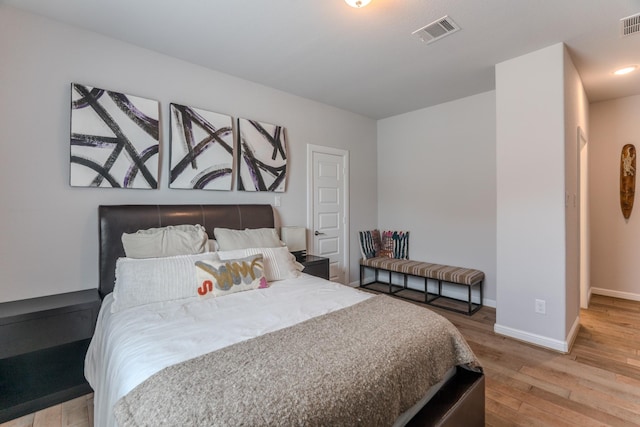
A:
[424, 277, 428, 303]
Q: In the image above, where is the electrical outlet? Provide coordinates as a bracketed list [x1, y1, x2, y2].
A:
[274, 196, 281, 207]
[535, 299, 546, 314]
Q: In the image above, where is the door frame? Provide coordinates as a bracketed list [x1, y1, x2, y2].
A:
[578, 126, 590, 309]
[306, 144, 350, 283]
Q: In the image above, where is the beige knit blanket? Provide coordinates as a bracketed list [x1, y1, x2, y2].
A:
[114, 295, 480, 426]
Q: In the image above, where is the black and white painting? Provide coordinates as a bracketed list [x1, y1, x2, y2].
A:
[237, 118, 287, 192]
[170, 104, 234, 190]
[70, 84, 159, 188]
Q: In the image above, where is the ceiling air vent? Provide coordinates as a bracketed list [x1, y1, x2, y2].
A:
[621, 13, 640, 37]
[412, 15, 460, 44]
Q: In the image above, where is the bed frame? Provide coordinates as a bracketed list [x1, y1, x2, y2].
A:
[98, 204, 274, 298]
[97, 204, 484, 426]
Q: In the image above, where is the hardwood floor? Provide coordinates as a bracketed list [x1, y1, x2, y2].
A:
[2, 294, 639, 427]
[1, 394, 93, 427]
[442, 294, 640, 426]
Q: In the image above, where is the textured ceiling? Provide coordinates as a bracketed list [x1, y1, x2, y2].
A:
[4, 0, 640, 119]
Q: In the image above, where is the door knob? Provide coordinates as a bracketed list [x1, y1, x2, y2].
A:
[314, 231, 325, 236]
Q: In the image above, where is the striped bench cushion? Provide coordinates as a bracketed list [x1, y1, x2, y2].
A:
[361, 257, 484, 286]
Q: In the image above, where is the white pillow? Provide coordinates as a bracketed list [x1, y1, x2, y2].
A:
[217, 247, 304, 281]
[111, 252, 219, 313]
[214, 228, 283, 250]
[121, 224, 208, 259]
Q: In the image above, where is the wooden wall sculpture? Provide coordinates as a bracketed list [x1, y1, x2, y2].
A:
[620, 144, 636, 219]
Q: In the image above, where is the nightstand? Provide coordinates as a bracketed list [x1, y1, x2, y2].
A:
[0, 289, 101, 423]
[299, 255, 330, 280]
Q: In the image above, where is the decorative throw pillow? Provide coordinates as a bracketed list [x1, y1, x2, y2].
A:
[194, 254, 268, 298]
[392, 231, 410, 259]
[358, 230, 381, 259]
[111, 252, 219, 313]
[381, 230, 410, 259]
[121, 224, 208, 259]
[217, 247, 304, 281]
[213, 228, 283, 250]
[379, 231, 395, 258]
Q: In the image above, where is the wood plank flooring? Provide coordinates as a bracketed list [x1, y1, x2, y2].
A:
[1, 394, 93, 427]
[445, 294, 640, 426]
[2, 294, 639, 427]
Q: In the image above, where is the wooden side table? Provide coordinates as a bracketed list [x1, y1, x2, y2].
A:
[300, 255, 330, 280]
[0, 289, 101, 423]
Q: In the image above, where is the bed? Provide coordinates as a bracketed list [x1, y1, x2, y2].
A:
[86, 204, 484, 427]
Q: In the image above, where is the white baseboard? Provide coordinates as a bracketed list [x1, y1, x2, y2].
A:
[566, 315, 580, 352]
[494, 323, 573, 353]
[591, 287, 640, 302]
[481, 298, 497, 308]
[581, 287, 593, 309]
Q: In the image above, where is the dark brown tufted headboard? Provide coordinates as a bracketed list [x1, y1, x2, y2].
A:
[98, 204, 275, 298]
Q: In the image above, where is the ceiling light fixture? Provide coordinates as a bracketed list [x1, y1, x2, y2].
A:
[344, 0, 371, 8]
[613, 65, 638, 75]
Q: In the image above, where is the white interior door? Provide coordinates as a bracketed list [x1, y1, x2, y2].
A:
[307, 145, 349, 284]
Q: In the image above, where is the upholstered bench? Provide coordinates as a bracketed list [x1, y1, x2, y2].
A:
[360, 257, 484, 315]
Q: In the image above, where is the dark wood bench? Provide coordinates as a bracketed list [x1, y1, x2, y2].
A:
[360, 257, 484, 315]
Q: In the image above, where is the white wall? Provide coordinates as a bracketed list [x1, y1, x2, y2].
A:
[0, 6, 377, 302]
[376, 91, 497, 305]
[495, 43, 568, 350]
[590, 94, 640, 301]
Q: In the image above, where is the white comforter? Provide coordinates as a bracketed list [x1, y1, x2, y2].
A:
[85, 274, 372, 427]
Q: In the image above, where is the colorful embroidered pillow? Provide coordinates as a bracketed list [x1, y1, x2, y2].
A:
[195, 254, 269, 298]
[358, 230, 381, 259]
[379, 231, 395, 258]
[381, 230, 410, 259]
[217, 247, 304, 281]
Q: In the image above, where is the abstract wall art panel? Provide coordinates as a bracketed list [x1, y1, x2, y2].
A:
[170, 104, 234, 190]
[70, 83, 159, 189]
[237, 118, 287, 192]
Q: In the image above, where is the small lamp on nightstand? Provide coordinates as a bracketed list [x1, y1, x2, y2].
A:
[280, 226, 307, 261]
